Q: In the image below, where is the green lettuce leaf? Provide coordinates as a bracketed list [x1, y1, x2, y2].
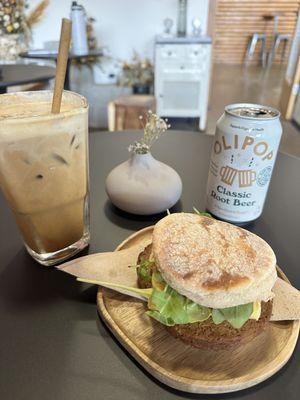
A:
[147, 273, 254, 329]
[184, 300, 211, 323]
[211, 309, 226, 325]
[193, 207, 213, 218]
[147, 273, 211, 325]
[212, 303, 253, 329]
[152, 271, 166, 291]
[146, 311, 175, 326]
[136, 258, 154, 283]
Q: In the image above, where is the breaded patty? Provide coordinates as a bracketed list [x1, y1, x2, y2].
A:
[137, 244, 272, 350]
[167, 301, 272, 350]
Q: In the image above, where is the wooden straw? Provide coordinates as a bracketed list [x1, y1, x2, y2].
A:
[51, 18, 72, 114]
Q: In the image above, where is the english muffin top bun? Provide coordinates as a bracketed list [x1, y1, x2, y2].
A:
[152, 213, 277, 309]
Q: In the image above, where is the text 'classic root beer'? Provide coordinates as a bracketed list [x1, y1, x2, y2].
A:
[206, 103, 282, 224]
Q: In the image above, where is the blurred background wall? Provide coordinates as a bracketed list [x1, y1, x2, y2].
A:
[29, 0, 209, 60]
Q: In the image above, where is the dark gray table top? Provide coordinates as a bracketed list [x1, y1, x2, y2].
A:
[0, 131, 299, 400]
[0, 64, 55, 89]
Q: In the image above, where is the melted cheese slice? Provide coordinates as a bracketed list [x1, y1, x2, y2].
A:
[249, 301, 261, 320]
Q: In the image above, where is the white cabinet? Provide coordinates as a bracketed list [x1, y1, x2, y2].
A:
[154, 39, 212, 130]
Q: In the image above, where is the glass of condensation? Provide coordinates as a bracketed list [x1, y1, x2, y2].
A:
[0, 90, 90, 266]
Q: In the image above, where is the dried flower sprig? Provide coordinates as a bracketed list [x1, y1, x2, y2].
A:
[128, 111, 171, 154]
[26, 0, 49, 28]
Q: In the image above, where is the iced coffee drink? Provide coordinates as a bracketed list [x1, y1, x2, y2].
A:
[0, 91, 90, 265]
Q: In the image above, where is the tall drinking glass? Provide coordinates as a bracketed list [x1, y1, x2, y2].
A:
[0, 91, 90, 266]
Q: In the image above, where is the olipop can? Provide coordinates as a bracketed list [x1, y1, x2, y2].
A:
[206, 103, 282, 224]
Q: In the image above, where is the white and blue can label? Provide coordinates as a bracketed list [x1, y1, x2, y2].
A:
[206, 103, 282, 224]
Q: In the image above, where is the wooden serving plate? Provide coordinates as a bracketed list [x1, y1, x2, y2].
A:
[97, 227, 299, 394]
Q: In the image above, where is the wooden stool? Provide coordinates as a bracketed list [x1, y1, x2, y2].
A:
[108, 95, 156, 131]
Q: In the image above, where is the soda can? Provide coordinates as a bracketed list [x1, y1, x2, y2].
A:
[206, 103, 282, 225]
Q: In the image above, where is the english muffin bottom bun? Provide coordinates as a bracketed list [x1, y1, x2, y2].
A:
[152, 213, 277, 309]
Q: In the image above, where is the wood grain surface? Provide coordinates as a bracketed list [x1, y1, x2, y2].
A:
[213, 0, 299, 64]
[97, 227, 299, 394]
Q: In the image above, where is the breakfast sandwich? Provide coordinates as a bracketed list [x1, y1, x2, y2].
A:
[136, 213, 277, 350]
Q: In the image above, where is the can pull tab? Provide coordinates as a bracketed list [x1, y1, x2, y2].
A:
[243, 109, 268, 118]
[256, 110, 268, 116]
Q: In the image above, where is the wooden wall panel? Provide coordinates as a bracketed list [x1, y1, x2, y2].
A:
[213, 0, 300, 64]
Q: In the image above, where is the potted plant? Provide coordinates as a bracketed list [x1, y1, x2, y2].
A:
[0, 0, 49, 61]
[118, 52, 154, 95]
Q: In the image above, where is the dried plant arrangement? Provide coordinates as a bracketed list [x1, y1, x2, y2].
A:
[128, 111, 171, 154]
[0, 0, 28, 34]
[0, 0, 49, 35]
[119, 52, 154, 88]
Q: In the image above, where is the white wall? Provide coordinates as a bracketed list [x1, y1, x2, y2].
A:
[27, 0, 209, 128]
[29, 0, 209, 61]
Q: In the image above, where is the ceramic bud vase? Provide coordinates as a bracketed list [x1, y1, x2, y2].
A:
[105, 152, 182, 215]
